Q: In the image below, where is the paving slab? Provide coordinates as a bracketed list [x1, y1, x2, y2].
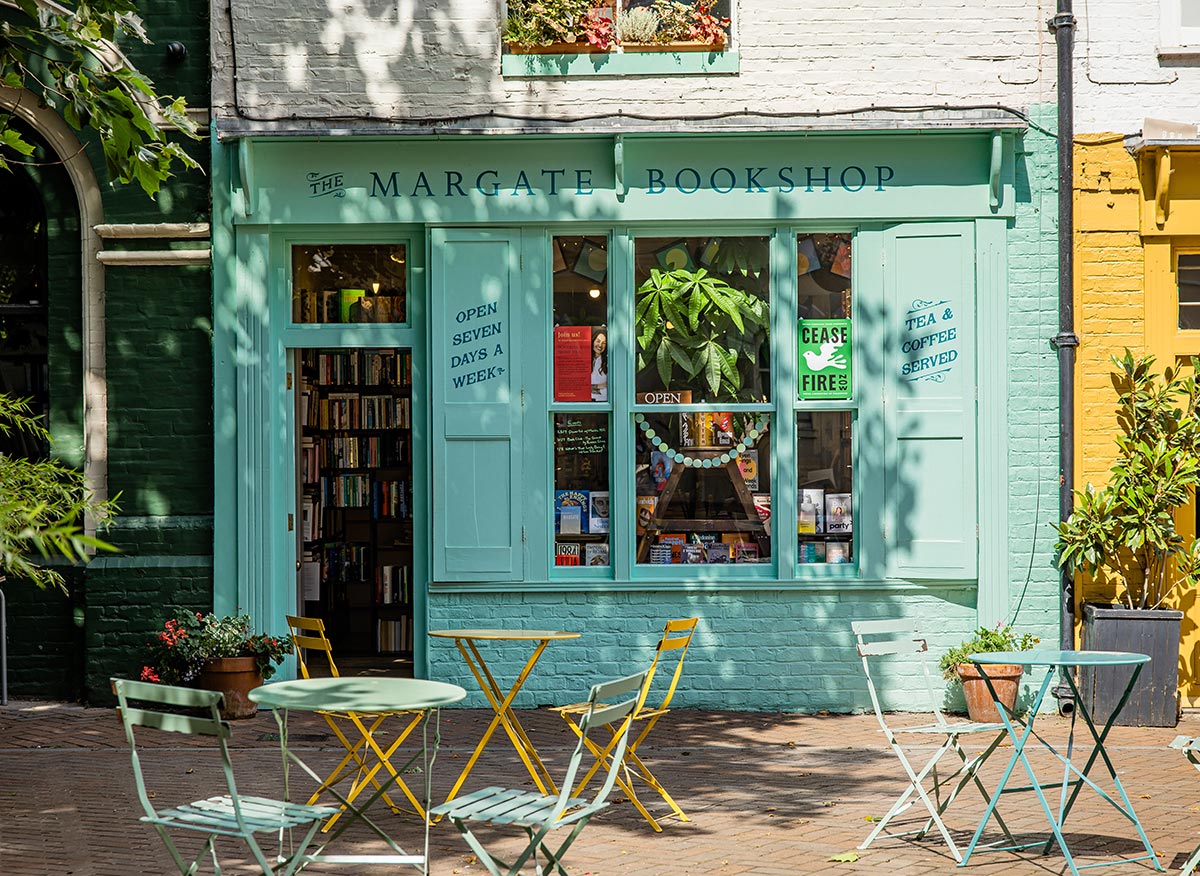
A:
[2, 700, 1199, 875]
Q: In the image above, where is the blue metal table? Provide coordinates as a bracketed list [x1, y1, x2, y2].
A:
[959, 650, 1161, 875]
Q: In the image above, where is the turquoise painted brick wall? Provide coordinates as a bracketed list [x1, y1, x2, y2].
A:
[427, 105, 1063, 713]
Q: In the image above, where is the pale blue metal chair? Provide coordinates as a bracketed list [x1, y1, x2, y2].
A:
[852, 619, 1014, 862]
[113, 678, 339, 876]
[430, 670, 646, 876]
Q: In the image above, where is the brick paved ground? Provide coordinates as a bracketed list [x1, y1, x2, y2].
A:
[3, 700, 1200, 876]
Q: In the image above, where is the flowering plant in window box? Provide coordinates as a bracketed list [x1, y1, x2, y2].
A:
[621, 0, 728, 52]
[503, 0, 612, 53]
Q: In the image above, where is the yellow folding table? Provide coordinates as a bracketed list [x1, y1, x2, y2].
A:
[429, 629, 580, 803]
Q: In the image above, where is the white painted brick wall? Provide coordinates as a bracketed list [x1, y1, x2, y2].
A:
[212, 0, 1061, 127]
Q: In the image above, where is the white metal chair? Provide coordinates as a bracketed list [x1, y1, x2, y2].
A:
[851, 618, 1014, 862]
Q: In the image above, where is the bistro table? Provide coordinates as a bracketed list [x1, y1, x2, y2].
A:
[250, 676, 465, 871]
[428, 628, 580, 803]
[958, 650, 1161, 876]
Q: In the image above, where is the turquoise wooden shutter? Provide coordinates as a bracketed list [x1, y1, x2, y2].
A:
[431, 229, 523, 581]
[884, 223, 977, 579]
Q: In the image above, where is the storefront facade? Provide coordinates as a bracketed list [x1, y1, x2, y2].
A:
[212, 116, 1061, 711]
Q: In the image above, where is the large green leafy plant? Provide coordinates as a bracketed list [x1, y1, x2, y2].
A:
[938, 624, 1039, 682]
[635, 266, 769, 402]
[1, 0, 200, 194]
[141, 611, 294, 685]
[1055, 350, 1200, 610]
[0, 393, 117, 590]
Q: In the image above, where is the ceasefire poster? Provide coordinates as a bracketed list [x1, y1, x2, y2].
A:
[798, 319, 852, 399]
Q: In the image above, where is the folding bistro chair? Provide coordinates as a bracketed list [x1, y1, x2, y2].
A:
[113, 677, 339, 876]
[1171, 735, 1200, 875]
[557, 616, 698, 831]
[852, 618, 1014, 862]
[285, 614, 425, 825]
[431, 670, 647, 876]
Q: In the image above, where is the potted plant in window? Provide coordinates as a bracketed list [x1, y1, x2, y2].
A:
[140, 610, 293, 719]
[634, 265, 769, 402]
[939, 624, 1039, 723]
[623, 0, 728, 52]
[503, 0, 613, 54]
[1055, 350, 1200, 727]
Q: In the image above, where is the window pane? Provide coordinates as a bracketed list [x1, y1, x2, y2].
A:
[554, 413, 610, 567]
[633, 236, 770, 403]
[797, 233, 852, 320]
[1180, 254, 1200, 330]
[797, 411, 854, 564]
[292, 244, 407, 324]
[552, 236, 609, 402]
[1183, 0, 1200, 28]
[634, 413, 771, 564]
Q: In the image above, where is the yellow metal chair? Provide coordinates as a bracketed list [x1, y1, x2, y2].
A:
[285, 615, 426, 826]
[556, 616, 699, 831]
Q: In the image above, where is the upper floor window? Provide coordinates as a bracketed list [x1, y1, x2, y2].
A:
[1161, 0, 1200, 50]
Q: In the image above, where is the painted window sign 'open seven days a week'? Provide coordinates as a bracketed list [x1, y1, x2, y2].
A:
[798, 319, 852, 400]
[449, 299, 506, 393]
[901, 299, 959, 383]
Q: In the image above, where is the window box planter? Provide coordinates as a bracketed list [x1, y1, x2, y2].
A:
[622, 40, 726, 53]
[505, 41, 606, 55]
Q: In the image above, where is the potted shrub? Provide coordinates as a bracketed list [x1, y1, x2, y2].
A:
[140, 610, 293, 719]
[1055, 350, 1200, 727]
[939, 624, 1039, 723]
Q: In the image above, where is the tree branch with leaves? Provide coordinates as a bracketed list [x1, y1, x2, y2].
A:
[0, 0, 199, 195]
[0, 394, 118, 590]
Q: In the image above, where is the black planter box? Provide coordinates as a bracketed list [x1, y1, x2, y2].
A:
[1080, 603, 1182, 728]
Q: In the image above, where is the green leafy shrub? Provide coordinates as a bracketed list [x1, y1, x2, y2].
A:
[939, 624, 1039, 682]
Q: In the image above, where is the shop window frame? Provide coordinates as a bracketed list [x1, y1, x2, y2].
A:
[1160, 0, 1200, 54]
[548, 229, 616, 581]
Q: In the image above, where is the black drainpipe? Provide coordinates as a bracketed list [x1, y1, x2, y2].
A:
[1050, 0, 1079, 712]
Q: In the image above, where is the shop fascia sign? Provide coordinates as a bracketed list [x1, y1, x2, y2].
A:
[798, 319, 852, 400]
[306, 164, 897, 200]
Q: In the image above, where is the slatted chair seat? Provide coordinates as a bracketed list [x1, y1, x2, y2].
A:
[851, 619, 1015, 863]
[146, 794, 340, 836]
[431, 671, 647, 876]
[113, 677, 339, 876]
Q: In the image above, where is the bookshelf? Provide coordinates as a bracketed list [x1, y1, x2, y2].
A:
[298, 347, 415, 657]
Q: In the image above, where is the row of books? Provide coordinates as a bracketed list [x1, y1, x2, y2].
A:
[302, 435, 407, 473]
[306, 393, 412, 430]
[650, 533, 764, 564]
[797, 490, 853, 535]
[379, 564, 411, 605]
[555, 542, 610, 566]
[322, 544, 370, 583]
[378, 617, 414, 653]
[553, 490, 609, 535]
[318, 475, 410, 516]
[309, 349, 412, 386]
[798, 540, 853, 564]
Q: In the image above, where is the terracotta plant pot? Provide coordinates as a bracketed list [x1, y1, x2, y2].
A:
[956, 662, 1023, 723]
[198, 656, 263, 719]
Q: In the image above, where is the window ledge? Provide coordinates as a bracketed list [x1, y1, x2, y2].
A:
[1158, 45, 1200, 58]
[501, 49, 739, 78]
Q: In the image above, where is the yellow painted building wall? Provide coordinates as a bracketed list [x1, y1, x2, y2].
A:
[1074, 137, 1200, 703]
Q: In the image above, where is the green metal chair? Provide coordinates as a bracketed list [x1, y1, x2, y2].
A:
[113, 677, 340, 876]
[851, 619, 1014, 863]
[1171, 735, 1200, 875]
[430, 670, 647, 876]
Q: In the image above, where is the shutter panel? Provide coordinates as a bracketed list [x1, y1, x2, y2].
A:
[884, 223, 977, 579]
[431, 229, 523, 581]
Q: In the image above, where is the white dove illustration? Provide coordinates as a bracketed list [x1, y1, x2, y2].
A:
[802, 341, 848, 371]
